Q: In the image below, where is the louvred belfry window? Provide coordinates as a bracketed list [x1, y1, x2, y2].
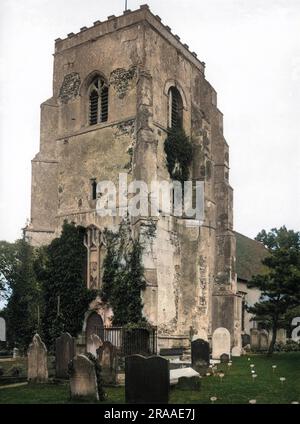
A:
[168, 87, 183, 129]
[89, 77, 109, 125]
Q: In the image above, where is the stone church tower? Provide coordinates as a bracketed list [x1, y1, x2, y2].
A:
[25, 5, 242, 350]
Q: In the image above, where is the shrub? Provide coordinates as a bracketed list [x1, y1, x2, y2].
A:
[282, 339, 300, 352]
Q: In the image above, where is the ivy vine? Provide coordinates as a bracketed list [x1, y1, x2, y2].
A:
[164, 127, 193, 183]
[101, 220, 147, 327]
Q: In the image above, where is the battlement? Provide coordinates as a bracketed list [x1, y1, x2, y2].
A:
[54, 4, 205, 74]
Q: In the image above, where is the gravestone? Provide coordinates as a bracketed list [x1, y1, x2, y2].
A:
[27, 334, 48, 383]
[276, 328, 287, 345]
[69, 354, 99, 401]
[242, 334, 250, 347]
[87, 333, 103, 358]
[13, 348, 20, 358]
[212, 328, 231, 359]
[220, 353, 230, 363]
[259, 330, 269, 351]
[0, 317, 6, 342]
[125, 355, 169, 404]
[250, 329, 260, 350]
[55, 332, 76, 379]
[231, 346, 241, 357]
[170, 367, 200, 385]
[97, 341, 117, 386]
[191, 339, 209, 374]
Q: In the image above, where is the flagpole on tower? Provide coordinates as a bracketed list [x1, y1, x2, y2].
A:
[125, 0, 128, 11]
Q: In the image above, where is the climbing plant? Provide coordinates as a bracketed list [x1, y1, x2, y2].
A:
[101, 220, 147, 327]
[164, 127, 193, 183]
[36, 221, 96, 348]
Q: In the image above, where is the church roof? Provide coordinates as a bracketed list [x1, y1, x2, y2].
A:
[235, 232, 269, 282]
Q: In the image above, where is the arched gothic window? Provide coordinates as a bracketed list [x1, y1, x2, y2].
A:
[168, 86, 183, 129]
[89, 76, 109, 125]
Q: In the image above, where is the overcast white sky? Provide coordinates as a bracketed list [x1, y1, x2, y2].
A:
[0, 0, 299, 242]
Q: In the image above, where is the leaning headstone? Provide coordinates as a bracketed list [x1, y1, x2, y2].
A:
[69, 354, 99, 401]
[259, 330, 269, 351]
[231, 346, 241, 357]
[0, 317, 6, 342]
[220, 353, 230, 363]
[125, 355, 169, 404]
[250, 329, 260, 350]
[55, 333, 76, 379]
[212, 328, 231, 359]
[87, 333, 103, 358]
[97, 341, 117, 386]
[191, 339, 209, 374]
[27, 334, 48, 383]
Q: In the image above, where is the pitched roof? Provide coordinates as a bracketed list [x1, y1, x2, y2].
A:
[235, 232, 269, 282]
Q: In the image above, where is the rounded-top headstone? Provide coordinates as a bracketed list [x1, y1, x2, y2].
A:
[212, 327, 231, 359]
[87, 333, 103, 358]
[55, 332, 76, 379]
[69, 354, 99, 401]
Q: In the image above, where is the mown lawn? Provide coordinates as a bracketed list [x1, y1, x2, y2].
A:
[0, 353, 299, 404]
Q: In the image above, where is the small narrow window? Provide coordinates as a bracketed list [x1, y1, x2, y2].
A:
[168, 87, 183, 129]
[88, 76, 109, 125]
[91, 179, 97, 200]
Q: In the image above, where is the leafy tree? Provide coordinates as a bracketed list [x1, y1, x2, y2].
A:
[0, 241, 19, 301]
[1, 238, 41, 350]
[38, 222, 96, 349]
[247, 227, 300, 355]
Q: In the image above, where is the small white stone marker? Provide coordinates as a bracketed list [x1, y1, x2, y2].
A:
[249, 399, 257, 404]
[252, 374, 257, 382]
[219, 372, 224, 382]
[291, 401, 299, 404]
[280, 377, 286, 385]
[210, 396, 217, 404]
[250, 364, 255, 368]
[272, 365, 277, 373]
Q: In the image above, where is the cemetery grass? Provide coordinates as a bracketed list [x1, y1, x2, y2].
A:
[0, 353, 299, 404]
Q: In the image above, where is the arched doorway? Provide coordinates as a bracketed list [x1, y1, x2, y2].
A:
[86, 311, 104, 342]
